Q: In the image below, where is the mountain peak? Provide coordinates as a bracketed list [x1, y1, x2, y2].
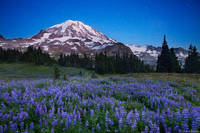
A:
[50, 20, 82, 29]
[0, 20, 130, 56]
[45, 19, 116, 44]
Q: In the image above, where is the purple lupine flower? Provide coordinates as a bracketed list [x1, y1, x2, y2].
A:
[12, 115, 17, 121]
[30, 122, 34, 130]
[39, 119, 42, 126]
[77, 111, 81, 121]
[43, 118, 48, 128]
[50, 105, 55, 116]
[167, 127, 171, 133]
[85, 121, 89, 127]
[18, 111, 29, 121]
[105, 111, 109, 124]
[60, 120, 63, 125]
[150, 124, 157, 132]
[0, 125, 3, 133]
[182, 122, 189, 131]
[108, 119, 114, 127]
[90, 109, 94, 116]
[145, 126, 148, 133]
[131, 122, 137, 132]
[35, 104, 42, 116]
[115, 111, 120, 119]
[1, 103, 6, 110]
[73, 118, 77, 125]
[92, 127, 95, 133]
[65, 119, 69, 129]
[175, 109, 181, 122]
[196, 116, 200, 128]
[51, 128, 54, 133]
[52, 119, 58, 127]
[118, 118, 123, 129]
[25, 125, 28, 132]
[156, 126, 160, 133]
[83, 109, 87, 116]
[191, 119, 198, 131]
[126, 111, 133, 125]
[97, 123, 101, 131]
[20, 122, 24, 130]
[43, 105, 47, 113]
[182, 109, 189, 121]
[135, 109, 139, 121]
[174, 125, 179, 132]
[10, 122, 17, 131]
[120, 109, 126, 118]
[57, 107, 61, 115]
[141, 111, 145, 121]
[3, 124, 7, 132]
[96, 103, 100, 110]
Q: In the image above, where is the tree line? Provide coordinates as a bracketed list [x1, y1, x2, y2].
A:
[157, 35, 200, 73]
[0, 46, 153, 74]
[95, 52, 153, 74]
[57, 52, 154, 74]
[0, 46, 55, 65]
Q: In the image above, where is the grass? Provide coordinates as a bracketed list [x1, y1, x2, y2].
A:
[101, 73, 200, 86]
[0, 62, 94, 80]
[1, 62, 200, 87]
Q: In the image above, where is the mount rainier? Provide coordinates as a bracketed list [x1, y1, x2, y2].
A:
[0, 20, 188, 66]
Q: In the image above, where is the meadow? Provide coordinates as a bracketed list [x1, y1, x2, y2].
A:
[0, 63, 200, 133]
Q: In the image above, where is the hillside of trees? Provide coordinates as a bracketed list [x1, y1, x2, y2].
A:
[0, 46, 154, 74]
[56, 52, 154, 74]
[0, 36, 200, 74]
[0, 46, 55, 65]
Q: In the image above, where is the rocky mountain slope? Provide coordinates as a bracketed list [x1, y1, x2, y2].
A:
[0, 20, 132, 56]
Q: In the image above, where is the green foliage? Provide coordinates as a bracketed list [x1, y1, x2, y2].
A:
[58, 53, 93, 69]
[169, 48, 181, 73]
[95, 52, 154, 74]
[0, 46, 55, 65]
[157, 35, 172, 72]
[91, 72, 98, 79]
[184, 45, 200, 73]
[157, 35, 183, 73]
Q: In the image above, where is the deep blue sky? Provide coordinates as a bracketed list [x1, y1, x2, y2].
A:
[1, 0, 200, 49]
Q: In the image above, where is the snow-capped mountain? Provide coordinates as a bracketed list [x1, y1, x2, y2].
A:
[0, 20, 132, 55]
[126, 44, 188, 66]
[0, 19, 189, 66]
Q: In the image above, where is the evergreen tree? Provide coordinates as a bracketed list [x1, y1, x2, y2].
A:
[157, 35, 171, 72]
[184, 45, 199, 73]
[169, 48, 181, 73]
[58, 54, 66, 66]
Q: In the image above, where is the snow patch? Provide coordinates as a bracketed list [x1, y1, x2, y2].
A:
[92, 43, 114, 50]
[126, 44, 147, 53]
[71, 47, 77, 50]
[43, 46, 49, 51]
[32, 33, 51, 44]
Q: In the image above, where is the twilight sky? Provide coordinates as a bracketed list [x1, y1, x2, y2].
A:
[0, 0, 200, 49]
